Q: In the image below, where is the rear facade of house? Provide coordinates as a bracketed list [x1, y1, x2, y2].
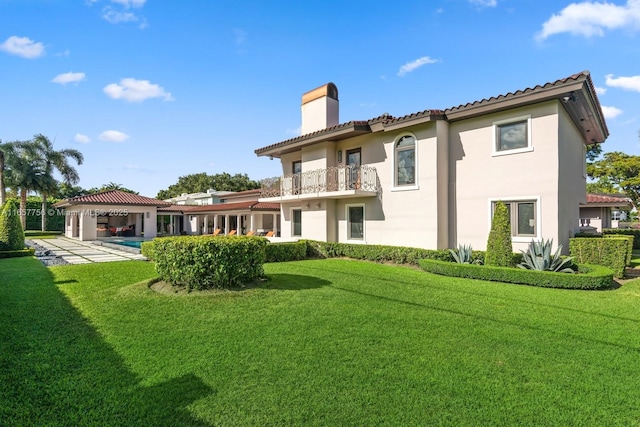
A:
[255, 72, 608, 253]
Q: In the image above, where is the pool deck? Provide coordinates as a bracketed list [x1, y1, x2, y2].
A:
[31, 237, 147, 264]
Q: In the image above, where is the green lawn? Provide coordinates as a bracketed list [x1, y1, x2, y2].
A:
[2, 257, 640, 426]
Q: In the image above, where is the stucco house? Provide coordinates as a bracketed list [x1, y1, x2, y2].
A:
[159, 189, 280, 236]
[255, 71, 608, 253]
[579, 193, 633, 232]
[55, 190, 170, 240]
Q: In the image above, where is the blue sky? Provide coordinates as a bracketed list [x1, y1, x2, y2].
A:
[1, 0, 639, 198]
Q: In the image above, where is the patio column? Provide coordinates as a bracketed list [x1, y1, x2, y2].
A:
[237, 215, 242, 235]
[203, 215, 209, 235]
[250, 213, 255, 233]
[213, 215, 218, 231]
[225, 214, 230, 235]
[272, 213, 278, 236]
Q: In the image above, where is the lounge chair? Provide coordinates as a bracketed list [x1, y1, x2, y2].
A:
[212, 228, 221, 236]
[228, 230, 237, 236]
[245, 230, 255, 236]
[265, 231, 274, 237]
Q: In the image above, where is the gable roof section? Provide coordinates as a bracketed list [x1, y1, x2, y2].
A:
[254, 71, 608, 158]
[55, 190, 171, 208]
[445, 71, 607, 145]
[158, 201, 280, 214]
[582, 193, 632, 208]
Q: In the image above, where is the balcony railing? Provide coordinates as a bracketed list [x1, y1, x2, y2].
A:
[261, 165, 378, 199]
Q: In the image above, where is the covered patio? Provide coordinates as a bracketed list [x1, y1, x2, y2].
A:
[163, 201, 281, 236]
[54, 190, 171, 241]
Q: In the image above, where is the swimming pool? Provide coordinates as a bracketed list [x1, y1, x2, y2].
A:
[112, 240, 144, 249]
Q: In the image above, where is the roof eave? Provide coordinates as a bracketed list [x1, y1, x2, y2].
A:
[255, 123, 371, 158]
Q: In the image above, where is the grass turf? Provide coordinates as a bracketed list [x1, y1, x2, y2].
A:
[2, 257, 640, 425]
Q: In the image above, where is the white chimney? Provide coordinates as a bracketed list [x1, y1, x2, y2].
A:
[301, 83, 339, 135]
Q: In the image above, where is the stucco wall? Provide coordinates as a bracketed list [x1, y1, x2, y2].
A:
[449, 102, 561, 253]
[557, 105, 588, 250]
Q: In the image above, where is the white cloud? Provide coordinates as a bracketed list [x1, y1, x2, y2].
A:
[0, 36, 45, 59]
[537, 0, 640, 40]
[99, 130, 130, 142]
[103, 8, 138, 23]
[233, 28, 247, 45]
[111, 0, 146, 8]
[103, 78, 174, 102]
[601, 105, 624, 119]
[605, 73, 640, 92]
[469, 0, 497, 7]
[397, 56, 439, 77]
[74, 134, 91, 144]
[52, 72, 86, 85]
[595, 86, 607, 95]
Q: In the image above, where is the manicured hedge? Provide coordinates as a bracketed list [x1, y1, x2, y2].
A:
[569, 237, 628, 278]
[24, 231, 63, 237]
[418, 259, 614, 290]
[604, 234, 633, 267]
[265, 241, 307, 263]
[0, 199, 25, 251]
[303, 240, 523, 266]
[146, 235, 267, 290]
[602, 228, 640, 249]
[304, 240, 452, 265]
[0, 248, 36, 259]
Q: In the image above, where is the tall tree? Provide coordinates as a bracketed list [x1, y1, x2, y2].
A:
[87, 182, 138, 194]
[32, 134, 84, 231]
[5, 142, 46, 229]
[156, 172, 260, 199]
[587, 151, 640, 209]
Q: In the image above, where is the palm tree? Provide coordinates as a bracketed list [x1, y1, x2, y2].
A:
[32, 134, 84, 231]
[0, 140, 23, 206]
[5, 142, 46, 229]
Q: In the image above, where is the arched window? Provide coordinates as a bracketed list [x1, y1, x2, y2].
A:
[395, 135, 416, 186]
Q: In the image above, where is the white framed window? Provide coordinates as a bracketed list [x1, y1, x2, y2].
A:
[346, 203, 365, 242]
[392, 133, 419, 191]
[292, 208, 302, 237]
[492, 115, 533, 156]
[489, 197, 540, 242]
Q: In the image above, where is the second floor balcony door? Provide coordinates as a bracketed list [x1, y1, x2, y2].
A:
[346, 148, 361, 190]
[292, 160, 302, 195]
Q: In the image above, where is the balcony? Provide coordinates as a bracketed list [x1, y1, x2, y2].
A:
[259, 165, 379, 202]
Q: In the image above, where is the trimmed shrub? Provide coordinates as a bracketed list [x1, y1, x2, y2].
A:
[24, 230, 63, 237]
[140, 239, 156, 261]
[304, 240, 452, 265]
[569, 237, 628, 278]
[0, 248, 35, 259]
[419, 259, 613, 290]
[265, 241, 307, 263]
[0, 199, 25, 251]
[602, 228, 640, 249]
[149, 235, 267, 290]
[604, 234, 633, 267]
[4, 196, 65, 231]
[485, 201, 513, 267]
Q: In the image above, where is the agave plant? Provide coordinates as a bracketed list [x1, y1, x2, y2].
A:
[518, 239, 574, 273]
[449, 244, 482, 264]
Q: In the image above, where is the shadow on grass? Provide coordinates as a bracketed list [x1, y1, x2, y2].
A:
[0, 257, 213, 426]
[262, 273, 331, 291]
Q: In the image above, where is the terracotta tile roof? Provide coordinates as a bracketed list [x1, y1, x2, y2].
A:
[585, 193, 632, 205]
[445, 71, 592, 113]
[159, 201, 280, 213]
[254, 120, 370, 155]
[255, 70, 606, 156]
[55, 190, 171, 207]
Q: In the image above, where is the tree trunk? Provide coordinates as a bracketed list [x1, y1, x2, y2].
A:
[41, 194, 48, 232]
[20, 187, 27, 230]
